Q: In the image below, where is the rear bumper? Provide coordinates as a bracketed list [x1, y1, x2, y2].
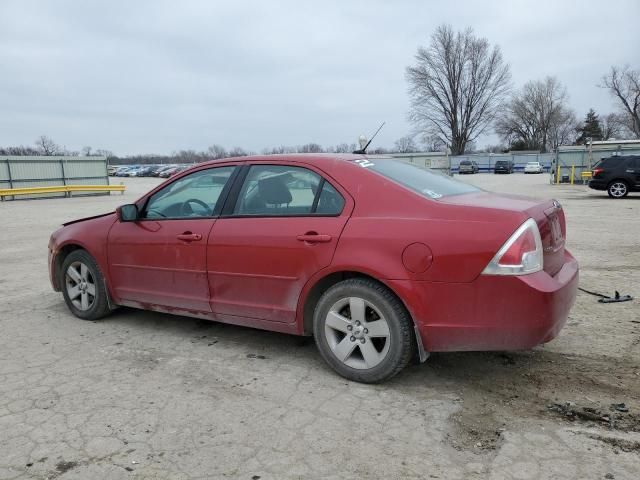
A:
[388, 251, 579, 352]
[588, 179, 607, 190]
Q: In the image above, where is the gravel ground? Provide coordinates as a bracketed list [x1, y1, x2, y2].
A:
[0, 173, 638, 480]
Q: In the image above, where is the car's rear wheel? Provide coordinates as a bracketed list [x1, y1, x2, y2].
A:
[313, 278, 415, 383]
[607, 181, 629, 198]
[60, 250, 111, 320]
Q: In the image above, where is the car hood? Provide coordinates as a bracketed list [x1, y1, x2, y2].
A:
[62, 211, 115, 227]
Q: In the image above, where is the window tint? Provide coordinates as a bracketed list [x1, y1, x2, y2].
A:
[143, 166, 235, 219]
[365, 158, 479, 199]
[316, 181, 345, 214]
[625, 157, 640, 168]
[595, 157, 623, 168]
[234, 165, 322, 215]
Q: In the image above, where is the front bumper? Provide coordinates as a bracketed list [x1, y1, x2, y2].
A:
[388, 251, 579, 352]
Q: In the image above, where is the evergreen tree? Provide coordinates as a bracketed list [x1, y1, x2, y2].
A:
[576, 109, 603, 144]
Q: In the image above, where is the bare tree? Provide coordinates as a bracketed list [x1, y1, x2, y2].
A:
[600, 66, 640, 139]
[420, 134, 446, 152]
[480, 144, 508, 153]
[298, 143, 324, 153]
[333, 143, 354, 153]
[406, 25, 511, 155]
[228, 147, 249, 157]
[393, 136, 418, 153]
[94, 149, 114, 159]
[207, 144, 228, 159]
[34, 135, 60, 156]
[601, 113, 625, 140]
[495, 77, 575, 152]
[548, 108, 578, 151]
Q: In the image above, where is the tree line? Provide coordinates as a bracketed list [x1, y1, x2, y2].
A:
[0, 137, 421, 165]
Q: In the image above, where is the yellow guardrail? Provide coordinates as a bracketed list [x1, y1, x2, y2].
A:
[581, 171, 592, 180]
[0, 184, 125, 200]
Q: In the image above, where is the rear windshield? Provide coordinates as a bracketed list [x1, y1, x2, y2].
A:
[460, 160, 471, 165]
[363, 158, 479, 199]
[495, 161, 508, 166]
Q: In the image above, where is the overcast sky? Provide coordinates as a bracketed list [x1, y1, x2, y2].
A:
[1, 0, 638, 155]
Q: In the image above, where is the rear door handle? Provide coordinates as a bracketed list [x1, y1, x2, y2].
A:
[177, 232, 202, 242]
[297, 233, 332, 243]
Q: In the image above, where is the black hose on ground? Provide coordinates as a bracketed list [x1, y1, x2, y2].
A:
[578, 287, 633, 303]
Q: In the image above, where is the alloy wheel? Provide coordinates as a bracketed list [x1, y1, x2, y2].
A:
[323, 296, 391, 369]
[609, 182, 627, 198]
[65, 261, 96, 311]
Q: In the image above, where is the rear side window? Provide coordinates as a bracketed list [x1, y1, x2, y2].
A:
[364, 159, 479, 199]
[316, 181, 345, 214]
[233, 165, 345, 216]
[595, 157, 626, 168]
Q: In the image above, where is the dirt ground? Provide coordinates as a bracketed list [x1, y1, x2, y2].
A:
[0, 172, 638, 480]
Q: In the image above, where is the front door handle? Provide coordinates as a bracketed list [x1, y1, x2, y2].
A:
[177, 232, 202, 242]
[297, 233, 332, 243]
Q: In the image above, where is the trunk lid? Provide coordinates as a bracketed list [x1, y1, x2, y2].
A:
[439, 192, 566, 276]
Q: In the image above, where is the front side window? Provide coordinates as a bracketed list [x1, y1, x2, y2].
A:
[233, 165, 344, 216]
[143, 166, 235, 219]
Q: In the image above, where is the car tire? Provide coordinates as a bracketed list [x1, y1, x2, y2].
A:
[60, 249, 112, 320]
[607, 181, 629, 198]
[313, 278, 416, 383]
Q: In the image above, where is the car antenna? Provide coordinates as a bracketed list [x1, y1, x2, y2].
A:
[353, 122, 385, 154]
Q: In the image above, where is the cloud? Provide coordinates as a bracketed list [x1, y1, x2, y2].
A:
[0, 0, 638, 154]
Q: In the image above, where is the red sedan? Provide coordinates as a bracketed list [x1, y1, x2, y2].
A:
[48, 154, 578, 383]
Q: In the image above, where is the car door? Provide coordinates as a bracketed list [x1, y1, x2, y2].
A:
[207, 162, 353, 323]
[108, 165, 238, 312]
[627, 157, 640, 188]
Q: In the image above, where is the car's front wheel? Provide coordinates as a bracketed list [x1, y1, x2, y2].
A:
[313, 278, 416, 383]
[607, 181, 629, 198]
[60, 250, 112, 320]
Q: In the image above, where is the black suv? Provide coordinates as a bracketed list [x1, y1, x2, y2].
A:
[588, 155, 640, 198]
[494, 160, 514, 174]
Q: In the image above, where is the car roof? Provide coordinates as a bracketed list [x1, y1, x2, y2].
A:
[191, 153, 394, 175]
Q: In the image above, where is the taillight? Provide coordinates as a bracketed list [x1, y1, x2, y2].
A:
[482, 218, 543, 275]
[592, 168, 604, 176]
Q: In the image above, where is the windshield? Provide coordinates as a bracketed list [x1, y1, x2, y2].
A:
[364, 158, 479, 199]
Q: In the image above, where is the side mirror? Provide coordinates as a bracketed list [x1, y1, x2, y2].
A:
[117, 204, 139, 222]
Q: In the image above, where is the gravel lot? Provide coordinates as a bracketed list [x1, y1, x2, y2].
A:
[1, 173, 638, 480]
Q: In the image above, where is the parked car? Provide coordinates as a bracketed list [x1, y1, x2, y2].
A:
[588, 155, 640, 198]
[494, 160, 514, 174]
[113, 166, 134, 177]
[48, 154, 578, 383]
[152, 165, 176, 177]
[524, 162, 544, 174]
[159, 166, 180, 178]
[458, 160, 479, 174]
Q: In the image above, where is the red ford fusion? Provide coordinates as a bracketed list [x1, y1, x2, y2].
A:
[48, 154, 578, 383]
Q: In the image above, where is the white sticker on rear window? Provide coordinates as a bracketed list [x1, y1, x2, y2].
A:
[422, 189, 443, 199]
[354, 158, 375, 168]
